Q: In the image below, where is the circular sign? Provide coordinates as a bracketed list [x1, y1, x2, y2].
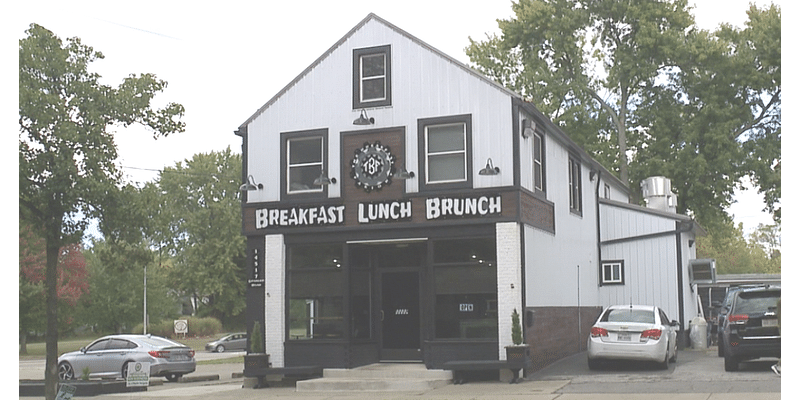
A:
[350, 141, 396, 192]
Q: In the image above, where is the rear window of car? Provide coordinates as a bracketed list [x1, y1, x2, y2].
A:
[138, 337, 185, 348]
[734, 291, 780, 314]
[601, 309, 655, 324]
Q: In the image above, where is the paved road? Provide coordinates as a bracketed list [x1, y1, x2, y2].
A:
[20, 348, 782, 399]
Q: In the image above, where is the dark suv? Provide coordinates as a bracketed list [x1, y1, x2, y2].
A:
[721, 286, 781, 371]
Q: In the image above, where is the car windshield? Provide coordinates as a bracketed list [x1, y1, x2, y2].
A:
[602, 309, 655, 324]
[735, 292, 780, 314]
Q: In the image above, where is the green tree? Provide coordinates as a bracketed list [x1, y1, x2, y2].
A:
[19, 24, 184, 399]
[466, 1, 780, 228]
[79, 239, 177, 334]
[696, 222, 779, 275]
[143, 149, 246, 325]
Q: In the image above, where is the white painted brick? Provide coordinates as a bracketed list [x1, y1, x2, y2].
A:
[264, 234, 286, 367]
[496, 222, 522, 359]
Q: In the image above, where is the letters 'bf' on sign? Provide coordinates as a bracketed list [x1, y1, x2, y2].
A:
[174, 319, 188, 335]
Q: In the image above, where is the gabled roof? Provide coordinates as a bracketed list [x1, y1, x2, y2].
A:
[237, 13, 517, 131]
[235, 13, 629, 194]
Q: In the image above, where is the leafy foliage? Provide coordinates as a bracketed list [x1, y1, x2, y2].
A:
[19, 23, 183, 399]
[511, 308, 523, 345]
[467, 1, 780, 228]
[696, 222, 780, 275]
[140, 149, 246, 325]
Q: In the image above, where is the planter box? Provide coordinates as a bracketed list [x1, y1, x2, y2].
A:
[505, 345, 530, 363]
[244, 353, 271, 371]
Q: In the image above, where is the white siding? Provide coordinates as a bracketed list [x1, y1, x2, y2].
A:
[243, 18, 514, 203]
[523, 141, 600, 308]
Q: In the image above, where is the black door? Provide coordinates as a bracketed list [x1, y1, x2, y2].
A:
[380, 271, 421, 360]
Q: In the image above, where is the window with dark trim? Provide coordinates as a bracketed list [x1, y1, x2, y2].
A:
[601, 261, 624, 285]
[353, 45, 391, 109]
[281, 129, 328, 198]
[287, 244, 344, 340]
[418, 114, 472, 191]
[533, 130, 545, 193]
[568, 156, 582, 214]
[433, 238, 498, 339]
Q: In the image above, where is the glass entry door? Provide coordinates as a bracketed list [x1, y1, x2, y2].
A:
[380, 271, 421, 360]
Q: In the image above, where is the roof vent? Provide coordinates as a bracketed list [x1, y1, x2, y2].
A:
[641, 176, 677, 213]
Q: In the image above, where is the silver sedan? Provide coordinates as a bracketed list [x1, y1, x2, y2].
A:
[57, 334, 196, 382]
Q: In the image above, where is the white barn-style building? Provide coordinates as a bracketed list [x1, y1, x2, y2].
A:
[235, 13, 706, 372]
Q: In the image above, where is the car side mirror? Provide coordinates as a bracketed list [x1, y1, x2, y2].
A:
[80, 347, 86, 353]
[671, 320, 679, 326]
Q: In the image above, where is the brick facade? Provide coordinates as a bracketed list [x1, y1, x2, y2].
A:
[525, 306, 602, 371]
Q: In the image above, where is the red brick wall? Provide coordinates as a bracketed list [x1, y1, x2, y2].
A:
[524, 306, 603, 371]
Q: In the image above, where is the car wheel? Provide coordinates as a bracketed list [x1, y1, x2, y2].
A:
[122, 361, 131, 379]
[657, 348, 669, 370]
[587, 358, 601, 370]
[58, 362, 75, 380]
[669, 341, 678, 363]
[723, 343, 739, 371]
[165, 373, 182, 382]
[216, 344, 225, 353]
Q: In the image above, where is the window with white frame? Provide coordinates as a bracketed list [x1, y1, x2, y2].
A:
[417, 115, 473, 191]
[353, 45, 391, 109]
[601, 261, 624, 285]
[287, 136, 323, 194]
[568, 156, 582, 214]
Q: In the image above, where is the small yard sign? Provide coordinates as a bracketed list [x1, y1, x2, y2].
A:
[126, 362, 151, 387]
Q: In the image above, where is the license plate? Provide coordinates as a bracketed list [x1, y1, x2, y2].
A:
[762, 319, 778, 327]
[617, 333, 631, 341]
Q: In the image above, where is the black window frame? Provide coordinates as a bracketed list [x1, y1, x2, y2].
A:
[281, 129, 329, 200]
[568, 155, 582, 215]
[600, 260, 625, 285]
[417, 114, 473, 192]
[533, 129, 546, 194]
[353, 45, 392, 109]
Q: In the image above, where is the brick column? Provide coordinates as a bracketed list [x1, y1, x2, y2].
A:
[265, 234, 286, 367]
[496, 222, 523, 359]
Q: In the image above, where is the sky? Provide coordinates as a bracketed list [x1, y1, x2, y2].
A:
[10, 0, 785, 235]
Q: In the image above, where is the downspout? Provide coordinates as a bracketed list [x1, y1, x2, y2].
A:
[594, 170, 602, 286]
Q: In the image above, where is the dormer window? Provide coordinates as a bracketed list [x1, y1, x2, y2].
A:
[353, 45, 391, 109]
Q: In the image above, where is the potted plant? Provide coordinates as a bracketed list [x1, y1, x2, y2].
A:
[244, 321, 270, 371]
[505, 309, 530, 362]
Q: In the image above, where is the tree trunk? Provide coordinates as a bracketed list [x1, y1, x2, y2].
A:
[20, 332, 28, 355]
[45, 243, 59, 400]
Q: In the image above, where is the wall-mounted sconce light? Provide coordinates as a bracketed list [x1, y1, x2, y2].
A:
[521, 118, 536, 138]
[393, 167, 415, 179]
[313, 170, 337, 186]
[353, 109, 375, 125]
[589, 170, 597, 181]
[478, 158, 500, 175]
[239, 175, 263, 191]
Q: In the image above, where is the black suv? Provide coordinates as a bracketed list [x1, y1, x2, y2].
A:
[721, 286, 780, 371]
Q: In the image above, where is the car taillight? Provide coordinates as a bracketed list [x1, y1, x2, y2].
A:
[641, 329, 662, 341]
[728, 314, 749, 324]
[148, 350, 171, 358]
[189, 350, 195, 358]
[591, 327, 608, 337]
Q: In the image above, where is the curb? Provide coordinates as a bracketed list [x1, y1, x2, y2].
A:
[178, 374, 219, 383]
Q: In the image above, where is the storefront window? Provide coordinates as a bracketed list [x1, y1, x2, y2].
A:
[288, 244, 344, 340]
[433, 239, 498, 339]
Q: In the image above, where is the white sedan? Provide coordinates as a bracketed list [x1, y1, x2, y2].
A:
[587, 305, 679, 370]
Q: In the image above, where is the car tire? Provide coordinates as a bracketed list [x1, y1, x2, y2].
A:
[216, 345, 225, 353]
[669, 342, 678, 363]
[122, 361, 131, 379]
[587, 358, 601, 370]
[166, 373, 182, 382]
[58, 362, 75, 380]
[658, 350, 669, 370]
[723, 343, 739, 371]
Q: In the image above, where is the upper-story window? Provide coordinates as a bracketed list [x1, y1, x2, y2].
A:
[282, 130, 328, 197]
[533, 131, 545, 193]
[418, 115, 472, 191]
[568, 155, 582, 215]
[353, 45, 391, 109]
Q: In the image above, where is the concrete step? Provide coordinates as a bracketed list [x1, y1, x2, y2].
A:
[296, 363, 453, 392]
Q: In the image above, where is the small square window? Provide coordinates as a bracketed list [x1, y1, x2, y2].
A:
[353, 45, 391, 109]
[601, 261, 624, 285]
